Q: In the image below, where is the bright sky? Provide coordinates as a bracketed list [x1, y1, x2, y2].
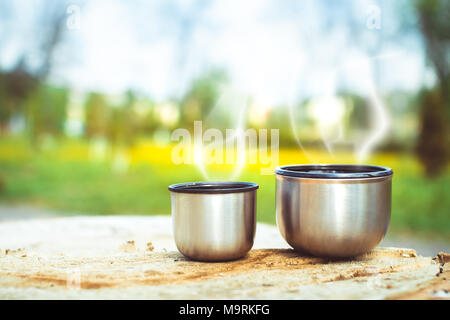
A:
[0, 0, 431, 104]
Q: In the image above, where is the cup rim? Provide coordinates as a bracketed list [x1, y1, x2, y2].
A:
[168, 181, 259, 194]
[275, 164, 393, 179]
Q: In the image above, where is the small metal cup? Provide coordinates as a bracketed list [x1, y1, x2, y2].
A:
[275, 164, 393, 258]
[169, 182, 258, 261]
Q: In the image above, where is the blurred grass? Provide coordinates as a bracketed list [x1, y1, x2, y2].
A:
[0, 137, 449, 239]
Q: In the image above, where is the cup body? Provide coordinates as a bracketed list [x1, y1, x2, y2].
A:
[275, 165, 393, 257]
[169, 182, 258, 261]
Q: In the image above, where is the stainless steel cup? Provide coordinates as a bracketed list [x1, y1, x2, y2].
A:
[275, 164, 393, 258]
[169, 181, 258, 261]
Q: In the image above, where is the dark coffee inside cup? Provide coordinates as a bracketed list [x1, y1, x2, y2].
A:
[275, 164, 393, 179]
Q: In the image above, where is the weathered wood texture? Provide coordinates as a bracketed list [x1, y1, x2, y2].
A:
[0, 216, 448, 299]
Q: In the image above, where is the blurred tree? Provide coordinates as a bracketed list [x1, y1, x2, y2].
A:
[84, 93, 110, 138]
[0, 74, 10, 134]
[266, 105, 297, 147]
[415, 0, 450, 93]
[121, 90, 140, 146]
[140, 106, 158, 136]
[107, 108, 124, 146]
[107, 90, 139, 147]
[35, 5, 67, 80]
[159, 0, 211, 92]
[25, 85, 69, 142]
[414, 0, 450, 177]
[0, 0, 67, 140]
[416, 88, 449, 177]
[180, 69, 228, 129]
[0, 60, 37, 134]
[342, 93, 371, 130]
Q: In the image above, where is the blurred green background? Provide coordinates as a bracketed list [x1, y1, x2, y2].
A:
[0, 0, 449, 240]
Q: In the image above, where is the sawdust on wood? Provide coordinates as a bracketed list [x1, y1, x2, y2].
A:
[119, 241, 137, 253]
[0, 217, 446, 299]
[388, 253, 450, 300]
[0, 247, 435, 290]
[146, 242, 154, 252]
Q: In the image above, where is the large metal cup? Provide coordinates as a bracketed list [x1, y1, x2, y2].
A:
[169, 182, 258, 261]
[275, 165, 393, 258]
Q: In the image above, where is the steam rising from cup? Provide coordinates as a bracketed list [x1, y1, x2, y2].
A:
[288, 52, 399, 163]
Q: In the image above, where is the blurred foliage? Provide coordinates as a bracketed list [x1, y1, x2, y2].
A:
[180, 69, 228, 128]
[416, 87, 450, 177]
[107, 91, 139, 147]
[345, 93, 371, 130]
[84, 93, 110, 138]
[0, 62, 37, 133]
[413, 0, 450, 177]
[0, 1, 447, 169]
[0, 0, 448, 240]
[0, 138, 448, 238]
[26, 85, 68, 140]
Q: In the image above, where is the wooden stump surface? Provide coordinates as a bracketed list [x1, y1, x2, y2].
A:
[0, 216, 448, 299]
